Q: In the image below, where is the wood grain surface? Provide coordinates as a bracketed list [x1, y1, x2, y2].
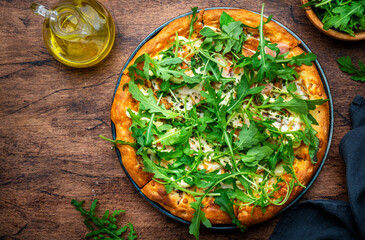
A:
[0, 0, 364, 239]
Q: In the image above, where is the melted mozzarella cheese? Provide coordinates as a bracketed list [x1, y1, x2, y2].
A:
[230, 113, 244, 128]
[220, 88, 235, 106]
[172, 82, 204, 111]
[139, 87, 149, 96]
[204, 26, 221, 33]
[176, 179, 191, 188]
[197, 160, 223, 173]
[220, 182, 234, 189]
[218, 156, 233, 169]
[274, 163, 285, 175]
[294, 82, 309, 100]
[189, 137, 214, 153]
[125, 109, 138, 118]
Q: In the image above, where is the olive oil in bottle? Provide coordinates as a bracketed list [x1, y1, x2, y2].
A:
[31, 0, 115, 68]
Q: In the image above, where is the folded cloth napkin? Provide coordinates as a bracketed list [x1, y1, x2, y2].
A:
[269, 95, 365, 240]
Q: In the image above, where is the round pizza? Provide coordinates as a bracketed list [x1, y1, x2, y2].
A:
[110, 5, 329, 239]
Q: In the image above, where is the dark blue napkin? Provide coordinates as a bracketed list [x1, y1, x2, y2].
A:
[269, 95, 365, 240]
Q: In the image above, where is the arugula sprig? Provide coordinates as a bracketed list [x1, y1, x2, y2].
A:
[128, 80, 178, 119]
[337, 56, 365, 82]
[128, 53, 201, 85]
[71, 199, 137, 240]
[200, 12, 247, 56]
[232, 5, 316, 83]
[189, 7, 198, 39]
[99, 135, 136, 148]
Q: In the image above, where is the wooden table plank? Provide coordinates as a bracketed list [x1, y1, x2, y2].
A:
[0, 0, 364, 239]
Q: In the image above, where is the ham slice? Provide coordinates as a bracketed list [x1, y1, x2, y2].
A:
[264, 42, 290, 57]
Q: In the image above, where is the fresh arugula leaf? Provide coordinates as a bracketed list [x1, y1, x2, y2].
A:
[200, 27, 218, 37]
[127, 109, 146, 128]
[145, 113, 157, 146]
[225, 188, 254, 203]
[247, 4, 307, 82]
[128, 54, 149, 81]
[202, 57, 221, 82]
[221, 21, 244, 55]
[304, 99, 329, 110]
[71, 199, 137, 240]
[257, 96, 309, 114]
[169, 154, 194, 169]
[286, 82, 297, 92]
[128, 81, 179, 118]
[189, 198, 212, 240]
[141, 151, 171, 181]
[127, 223, 137, 240]
[156, 126, 193, 146]
[198, 49, 227, 67]
[220, 12, 236, 29]
[287, 87, 329, 111]
[234, 121, 259, 150]
[337, 56, 365, 82]
[133, 53, 202, 84]
[189, 7, 198, 39]
[240, 145, 274, 167]
[214, 189, 243, 229]
[158, 57, 183, 66]
[227, 75, 265, 113]
[100, 135, 136, 148]
[288, 52, 317, 66]
[276, 52, 317, 66]
[188, 171, 230, 189]
[156, 149, 183, 160]
[267, 144, 283, 170]
[301, 114, 319, 163]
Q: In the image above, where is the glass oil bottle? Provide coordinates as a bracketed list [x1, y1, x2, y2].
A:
[31, 0, 115, 68]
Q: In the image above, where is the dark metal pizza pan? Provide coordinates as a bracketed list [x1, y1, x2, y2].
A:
[111, 7, 334, 230]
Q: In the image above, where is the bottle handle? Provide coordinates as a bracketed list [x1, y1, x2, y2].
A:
[30, 3, 58, 20]
[30, 3, 91, 38]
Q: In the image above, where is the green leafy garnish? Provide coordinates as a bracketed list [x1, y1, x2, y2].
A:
[234, 121, 260, 150]
[99, 135, 136, 148]
[302, 0, 365, 36]
[103, 3, 328, 240]
[128, 80, 179, 118]
[256, 96, 309, 114]
[189, 7, 198, 39]
[189, 198, 212, 239]
[71, 199, 137, 240]
[337, 56, 365, 82]
[214, 189, 244, 230]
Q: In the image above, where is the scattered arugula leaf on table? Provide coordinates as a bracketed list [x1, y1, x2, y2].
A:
[71, 199, 137, 240]
[337, 56, 365, 82]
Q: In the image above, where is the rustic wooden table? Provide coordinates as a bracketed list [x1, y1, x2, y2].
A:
[1, 0, 364, 239]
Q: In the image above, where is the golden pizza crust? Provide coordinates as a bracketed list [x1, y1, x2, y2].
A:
[111, 8, 330, 226]
[111, 74, 153, 187]
[141, 180, 232, 224]
[203, 9, 301, 49]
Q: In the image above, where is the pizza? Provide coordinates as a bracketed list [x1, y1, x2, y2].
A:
[110, 5, 329, 238]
